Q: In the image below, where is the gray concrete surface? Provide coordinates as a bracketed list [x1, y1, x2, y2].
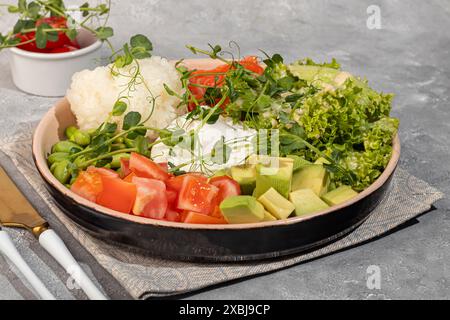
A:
[0, 0, 449, 299]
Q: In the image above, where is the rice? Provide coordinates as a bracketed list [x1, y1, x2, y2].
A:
[66, 56, 185, 138]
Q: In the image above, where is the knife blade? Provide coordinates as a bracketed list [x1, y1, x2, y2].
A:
[0, 166, 107, 300]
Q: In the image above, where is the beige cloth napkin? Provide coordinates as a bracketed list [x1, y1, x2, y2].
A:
[0, 123, 444, 299]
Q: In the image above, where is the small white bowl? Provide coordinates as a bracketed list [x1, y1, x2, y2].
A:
[8, 29, 102, 97]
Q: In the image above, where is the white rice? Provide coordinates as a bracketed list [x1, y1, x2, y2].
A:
[66, 56, 185, 138]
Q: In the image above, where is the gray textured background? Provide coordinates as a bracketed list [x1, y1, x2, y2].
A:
[0, 0, 449, 299]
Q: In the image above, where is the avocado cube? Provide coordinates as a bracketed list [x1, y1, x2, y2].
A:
[253, 157, 294, 199]
[289, 189, 329, 216]
[263, 210, 277, 221]
[291, 164, 329, 196]
[220, 196, 265, 224]
[230, 164, 256, 195]
[321, 185, 358, 206]
[286, 155, 311, 172]
[258, 187, 295, 220]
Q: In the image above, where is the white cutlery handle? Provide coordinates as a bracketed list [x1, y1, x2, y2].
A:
[0, 230, 55, 300]
[39, 229, 107, 300]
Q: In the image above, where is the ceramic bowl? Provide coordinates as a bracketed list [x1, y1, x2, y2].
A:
[8, 29, 102, 97]
[32, 59, 400, 261]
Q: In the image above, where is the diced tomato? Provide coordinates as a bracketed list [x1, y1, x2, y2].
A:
[238, 56, 265, 75]
[182, 211, 227, 224]
[35, 16, 73, 49]
[177, 175, 219, 214]
[129, 152, 169, 181]
[211, 205, 225, 219]
[166, 173, 207, 192]
[119, 158, 131, 178]
[16, 32, 51, 53]
[187, 56, 264, 111]
[96, 176, 136, 213]
[131, 177, 167, 219]
[87, 166, 119, 179]
[70, 171, 103, 202]
[166, 189, 178, 208]
[157, 162, 169, 172]
[209, 175, 241, 204]
[165, 209, 181, 222]
[123, 172, 137, 183]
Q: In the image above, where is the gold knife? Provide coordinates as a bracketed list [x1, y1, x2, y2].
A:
[0, 166, 107, 300]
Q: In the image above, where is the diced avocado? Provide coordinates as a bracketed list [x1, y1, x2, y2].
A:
[287, 64, 362, 91]
[322, 185, 358, 206]
[289, 189, 329, 216]
[288, 65, 341, 89]
[258, 187, 295, 220]
[220, 196, 265, 224]
[314, 157, 331, 165]
[291, 164, 329, 196]
[252, 157, 294, 199]
[263, 210, 277, 221]
[230, 164, 256, 195]
[286, 155, 311, 171]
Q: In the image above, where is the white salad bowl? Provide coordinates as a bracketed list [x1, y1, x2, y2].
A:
[8, 29, 102, 97]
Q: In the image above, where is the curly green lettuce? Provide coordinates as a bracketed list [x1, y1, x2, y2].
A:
[297, 77, 398, 190]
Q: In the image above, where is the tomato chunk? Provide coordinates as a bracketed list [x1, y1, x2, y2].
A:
[165, 209, 181, 222]
[87, 166, 120, 179]
[187, 56, 264, 111]
[71, 171, 103, 202]
[183, 211, 227, 224]
[209, 175, 241, 204]
[131, 177, 167, 219]
[123, 172, 137, 183]
[166, 189, 178, 208]
[119, 158, 131, 178]
[166, 173, 207, 192]
[157, 162, 169, 172]
[177, 175, 219, 214]
[129, 152, 169, 181]
[35, 16, 73, 49]
[96, 176, 136, 213]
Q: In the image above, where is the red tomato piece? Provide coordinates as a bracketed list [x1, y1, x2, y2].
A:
[166, 189, 178, 208]
[35, 16, 72, 49]
[182, 211, 227, 224]
[165, 209, 181, 222]
[96, 176, 136, 213]
[186, 56, 264, 111]
[131, 176, 168, 219]
[157, 162, 169, 172]
[87, 166, 120, 179]
[209, 175, 241, 204]
[129, 152, 169, 181]
[15, 32, 52, 53]
[119, 158, 131, 178]
[70, 171, 103, 202]
[123, 172, 137, 183]
[166, 173, 207, 192]
[177, 175, 219, 214]
[238, 56, 265, 75]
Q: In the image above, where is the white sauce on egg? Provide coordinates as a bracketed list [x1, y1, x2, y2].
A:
[151, 115, 256, 172]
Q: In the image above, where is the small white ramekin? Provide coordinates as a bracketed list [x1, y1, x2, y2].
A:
[8, 29, 103, 97]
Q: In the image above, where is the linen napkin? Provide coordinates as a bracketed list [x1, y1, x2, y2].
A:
[0, 122, 444, 299]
